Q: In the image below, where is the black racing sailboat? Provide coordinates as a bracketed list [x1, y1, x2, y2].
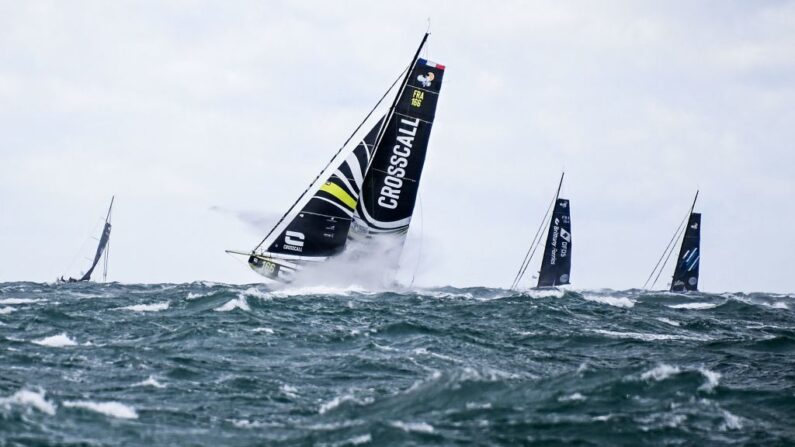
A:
[59, 196, 114, 283]
[510, 173, 573, 290]
[228, 34, 445, 282]
[643, 191, 701, 292]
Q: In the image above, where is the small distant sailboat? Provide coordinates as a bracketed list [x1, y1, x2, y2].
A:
[643, 191, 701, 292]
[510, 173, 573, 290]
[228, 34, 445, 282]
[59, 196, 114, 283]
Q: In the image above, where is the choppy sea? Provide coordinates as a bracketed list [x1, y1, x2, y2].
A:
[1, 282, 793, 446]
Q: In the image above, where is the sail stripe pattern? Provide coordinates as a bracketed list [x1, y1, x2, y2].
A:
[248, 119, 383, 280]
[350, 58, 445, 247]
[537, 199, 572, 287]
[671, 213, 701, 291]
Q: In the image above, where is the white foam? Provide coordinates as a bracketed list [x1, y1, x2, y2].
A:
[239, 287, 271, 300]
[583, 294, 635, 308]
[698, 368, 721, 392]
[656, 317, 680, 327]
[0, 306, 15, 315]
[252, 327, 274, 334]
[719, 410, 743, 430]
[593, 414, 613, 422]
[120, 302, 169, 312]
[346, 434, 372, 445]
[390, 421, 434, 434]
[63, 400, 138, 419]
[280, 384, 298, 398]
[134, 376, 166, 388]
[520, 288, 565, 299]
[33, 333, 78, 347]
[215, 297, 250, 312]
[0, 389, 56, 415]
[641, 364, 681, 381]
[593, 329, 707, 342]
[0, 298, 42, 305]
[319, 394, 356, 414]
[186, 292, 209, 300]
[769, 302, 789, 309]
[270, 285, 367, 298]
[558, 392, 586, 402]
[667, 302, 718, 310]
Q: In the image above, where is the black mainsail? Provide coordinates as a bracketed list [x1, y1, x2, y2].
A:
[60, 196, 114, 283]
[230, 34, 444, 282]
[537, 198, 572, 287]
[510, 173, 572, 290]
[671, 199, 701, 292]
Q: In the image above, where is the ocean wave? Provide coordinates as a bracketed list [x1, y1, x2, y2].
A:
[582, 294, 635, 308]
[0, 389, 56, 415]
[318, 393, 373, 415]
[33, 333, 78, 347]
[133, 376, 166, 389]
[641, 364, 681, 381]
[252, 327, 274, 334]
[120, 302, 170, 312]
[656, 317, 680, 326]
[390, 420, 434, 433]
[667, 302, 719, 310]
[215, 297, 250, 312]
[593, 329, 708, 342]
[63, 400, 138, 419]
[0, 306, 15, 315]
[0, 298, 43, 305]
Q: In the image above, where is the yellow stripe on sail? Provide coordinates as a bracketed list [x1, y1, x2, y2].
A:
[319, 182, 357, 210]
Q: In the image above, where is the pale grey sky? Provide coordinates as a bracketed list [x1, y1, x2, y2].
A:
[1, 1, 793, 292]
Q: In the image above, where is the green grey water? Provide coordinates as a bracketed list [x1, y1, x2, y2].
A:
[0, 282, 793, 446]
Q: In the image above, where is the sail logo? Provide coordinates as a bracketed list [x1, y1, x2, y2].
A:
[378, 117, 420, 210]
[559, 228, 571, 243]
[417, 72, 435, 88]
[283, 231, 305, 252]
[691, 222, 699, 230]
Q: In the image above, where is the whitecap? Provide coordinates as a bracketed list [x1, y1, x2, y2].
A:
[239, 287, 271, 300]
[558, 392, 586, 402]
[215, 297, 250, 312]
[186, 292, 209, 300]
[519, 288, 565, 299]
[583, 294, 635, 308]
[319, 394, 356, 414]
[719, 409, 743, 430]
[252, 327, 274, 334]
[63, 400, 138, 419]
[641, 364, 681, 381]
[0, 306, 15, 315]
[280, 384, 298, 397]
[346, 434, 372, 445]
[120, 302, 169, 312]
[390, 421, 434, 434]
[0, 389, 56, 415]
[698, 368, 721, 392]
[134, 376, 166, 388]
[33, 333, 78, 347]
[769, 302, 789, 309]
[0, 298, 42, 305]
[656, 317, 680, 327]
[592, 329, 707, 342]
[667, 302, 718, 310]
[270, 285, 366, 298]
[593, 414, 613, 422]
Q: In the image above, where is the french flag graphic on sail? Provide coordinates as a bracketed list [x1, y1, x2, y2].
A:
[418, 58, 445, 70]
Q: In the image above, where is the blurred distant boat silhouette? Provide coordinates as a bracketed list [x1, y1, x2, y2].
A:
[510, 173, 573, 290]
[59, 196, 114, 283]
[228, 33, 445, 283]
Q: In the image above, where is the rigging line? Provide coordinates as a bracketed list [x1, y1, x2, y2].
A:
[643, 213, 687, 290]
[251, 65, 410, 253]
[651, 219, 687, 290]
[511, 196, 555, 290]
[510, 197, 553, 290]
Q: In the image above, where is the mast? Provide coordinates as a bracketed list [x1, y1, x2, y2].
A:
[102, 196, 114, 282]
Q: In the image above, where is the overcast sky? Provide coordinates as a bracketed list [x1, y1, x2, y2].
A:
[1, 1, 793, 292]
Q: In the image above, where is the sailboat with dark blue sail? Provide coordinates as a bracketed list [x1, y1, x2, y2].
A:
[643, 191, 701, 292]
[59, 196, 114, 283]
[510, 173, 572, 290]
